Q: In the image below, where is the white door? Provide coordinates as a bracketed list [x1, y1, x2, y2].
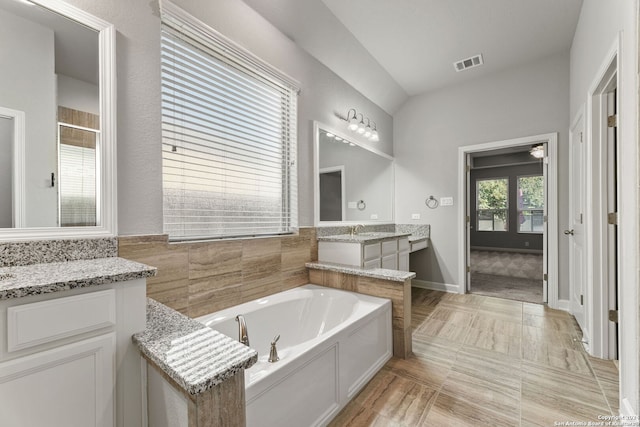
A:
[569, 114, 587, 334]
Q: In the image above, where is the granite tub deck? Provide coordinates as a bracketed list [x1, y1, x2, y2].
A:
[133, 298, 258, 426]
[0, 257, 156, 299]
[306, 262, 415, 358]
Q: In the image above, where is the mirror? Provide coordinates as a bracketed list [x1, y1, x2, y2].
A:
[314, 121, 394, 224]
[0, 0, 116, 241]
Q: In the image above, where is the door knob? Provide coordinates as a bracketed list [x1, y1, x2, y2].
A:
[564, 229, 574, 236]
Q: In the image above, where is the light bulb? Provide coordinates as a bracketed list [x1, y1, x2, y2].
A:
[326, 132, 334, 138]
[370, 130, 379, 142]
[335, 136, 343, 141]
[357, 121, 366, 134]
[364, 126, 372, 138]
[348, 117, 359, 131]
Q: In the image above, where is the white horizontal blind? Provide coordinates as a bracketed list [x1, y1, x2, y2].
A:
[59, 127, 97, 227]
[161, 17, 298, 240]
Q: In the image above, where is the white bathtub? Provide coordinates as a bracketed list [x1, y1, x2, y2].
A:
[197, 284, 392, 427]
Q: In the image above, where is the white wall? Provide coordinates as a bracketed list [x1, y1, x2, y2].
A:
[394, 52, 570, 293]
[62, 0, 393, 234]
[0, 9, 57, 227]
[57, 74, 99, 115]
[570, 0, 638, 416]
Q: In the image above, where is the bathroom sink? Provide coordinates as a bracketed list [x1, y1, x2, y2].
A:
[0, 273, 15, 281]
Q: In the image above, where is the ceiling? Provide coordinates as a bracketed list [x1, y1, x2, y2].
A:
[242, 0, 583, 114]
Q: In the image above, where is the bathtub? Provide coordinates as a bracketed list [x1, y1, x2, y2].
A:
[197, 284, 392, 427]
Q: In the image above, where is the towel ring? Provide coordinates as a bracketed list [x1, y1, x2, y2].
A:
[357, 200, 366, 210]
[425, 196, 439, 209]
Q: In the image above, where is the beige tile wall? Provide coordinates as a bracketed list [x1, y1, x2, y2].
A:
[118, 228, 318, 318]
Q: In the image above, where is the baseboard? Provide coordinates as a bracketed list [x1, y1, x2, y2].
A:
[556, 299, 570, 312]
[471, 246, 543, 254]
[412, 279, 461, 294]
[621, 398, 636, 418]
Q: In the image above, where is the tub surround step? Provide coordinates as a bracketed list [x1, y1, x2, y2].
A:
[133, 298, 257, 396]
[0, 257, 157, 300]
[306, 262, 416, 282]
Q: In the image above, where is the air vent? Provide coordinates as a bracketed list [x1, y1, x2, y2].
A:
[454, 54, 484, 72]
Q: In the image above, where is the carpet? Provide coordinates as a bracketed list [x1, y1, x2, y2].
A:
[470, 272, 543, 304]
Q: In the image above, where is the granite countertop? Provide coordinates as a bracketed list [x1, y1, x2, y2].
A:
[306, 262, 416, 282]
[317, 232, 411, 243]
[408, 235, 429, 243]
[0, 257, 157, 300]
[133, 298, 258, 396]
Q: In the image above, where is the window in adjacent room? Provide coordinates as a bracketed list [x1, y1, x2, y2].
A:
[476, 178, 508, 231]
[517, 175, 544, 233]
[161, 10, 299, 241]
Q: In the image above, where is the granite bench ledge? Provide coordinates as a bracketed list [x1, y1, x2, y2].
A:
[305, 262, 416, 282]
[0, 257, 157, 300]
[133, 298, 258, 396]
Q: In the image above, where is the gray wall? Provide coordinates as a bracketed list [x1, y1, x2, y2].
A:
[0, 9, 57, 227]
[394, 52, 569, 296]
[57, 74, 99, 115]
[62, 0, 393, 235]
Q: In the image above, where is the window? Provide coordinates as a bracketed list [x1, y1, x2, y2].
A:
[517, 175, 544, 233]
[161, 10, 298, 240]
[476, 178, 508, 231]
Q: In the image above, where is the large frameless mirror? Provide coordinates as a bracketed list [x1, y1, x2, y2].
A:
[0, 0, 116, 241]
[313, 121, 394, 225]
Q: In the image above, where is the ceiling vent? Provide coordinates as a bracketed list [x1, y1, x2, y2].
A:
[454, 54, 484, 72]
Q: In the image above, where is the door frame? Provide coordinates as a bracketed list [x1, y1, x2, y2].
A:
[585, 35, 620, 359]
[457, 133, 559, 308]
[0, 106, 25, 228]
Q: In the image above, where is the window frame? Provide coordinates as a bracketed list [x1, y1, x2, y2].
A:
[160, 3, 300, 241]
[516, 174, 544, 234]
[476, 177, 509, 232]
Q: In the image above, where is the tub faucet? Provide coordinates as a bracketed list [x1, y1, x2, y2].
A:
[235, 315, 250, 347]
[269, 334, 280, 363]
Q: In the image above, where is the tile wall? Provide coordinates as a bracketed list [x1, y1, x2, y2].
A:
[118, 228, 318, 317]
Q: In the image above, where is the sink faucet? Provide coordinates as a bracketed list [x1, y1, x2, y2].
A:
[235, 315, 250, 346]
[350, 224, 364, 237]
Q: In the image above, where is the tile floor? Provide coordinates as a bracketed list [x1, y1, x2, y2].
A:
[470, 272, 543, 304]
[329, 288, 619, 427]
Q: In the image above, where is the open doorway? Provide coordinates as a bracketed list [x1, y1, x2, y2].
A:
[458, 133, 559, 308]
[467, 147, 545, 303]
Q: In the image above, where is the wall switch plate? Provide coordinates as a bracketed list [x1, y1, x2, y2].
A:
[411, 213, 421, 220]
[440, 197, 454, 206]
[348, 201, 357, 209]
[370, 214, 378, 219]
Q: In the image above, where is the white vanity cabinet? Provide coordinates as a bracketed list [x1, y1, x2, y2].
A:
[319, 235, 411, 272]
[0, 278, 148, 427]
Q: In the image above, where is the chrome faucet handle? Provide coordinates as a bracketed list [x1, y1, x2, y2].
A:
[269, 334, 280, 363]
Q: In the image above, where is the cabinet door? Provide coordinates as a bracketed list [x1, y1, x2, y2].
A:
[381, 254, 397, 270]
[398, 251, 410, 272]
[0, 334, 115, 427]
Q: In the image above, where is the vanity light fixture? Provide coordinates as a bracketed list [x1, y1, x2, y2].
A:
[343, 108, 381, 142]
[334, 136, 343, 141]
[347, 109, 359, 131]
[530, 144, 545, 159]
